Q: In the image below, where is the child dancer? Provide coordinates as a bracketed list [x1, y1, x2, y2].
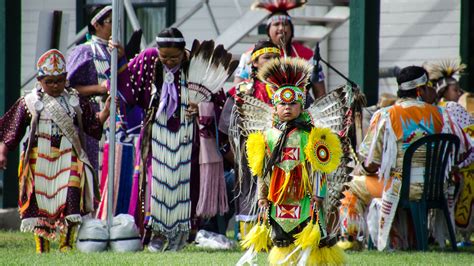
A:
[0, 49, 109, 253]
[238, 57, 345, 265]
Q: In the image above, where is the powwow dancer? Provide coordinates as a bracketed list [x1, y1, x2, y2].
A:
[337, 66, 471, 251]
[237, 57, 349, 265]
[0, 49, 110, 253]
[67, 5, 113, 175]
[428, 59, 474, 247]
[67, 5, 142, 216]
[234, 0, 326, 99]
[111, 27, 236, 251]
[219, 40, 281, 237]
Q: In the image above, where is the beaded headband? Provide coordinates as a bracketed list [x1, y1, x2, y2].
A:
[90, 6, 112, 25]
[266, 14, 291, 25]
[37, 49, 66, 77]
[435, 78, 457, 94]
[156, 37, 185, 43]
[251, 47, 281, 61]
[398, 73, 428, 91]
[273, 86, 305, 106]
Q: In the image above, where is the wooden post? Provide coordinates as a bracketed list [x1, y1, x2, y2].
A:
[0, 0, 21, 208]
[460, 0, 474, 93]
[349, 0, 380, 106]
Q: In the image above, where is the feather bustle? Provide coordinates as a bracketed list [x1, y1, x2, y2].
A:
[186, 39, 238, 103]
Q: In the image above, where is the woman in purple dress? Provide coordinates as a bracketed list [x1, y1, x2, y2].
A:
[113, 27, 212, 252]
[67, 6, 112, 173]
[67, 5, 142, 216]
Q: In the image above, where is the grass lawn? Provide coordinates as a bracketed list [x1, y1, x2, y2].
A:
[0, 230, 472, 265]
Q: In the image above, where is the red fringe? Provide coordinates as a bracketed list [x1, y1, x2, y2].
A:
[268, 165, 305, 204]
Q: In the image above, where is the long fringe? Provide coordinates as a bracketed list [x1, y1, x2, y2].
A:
[196, 161, 228, 217]
[35, 116, 74, 217]
[20, 218, 39, 233]
[149, 85, 194, 236]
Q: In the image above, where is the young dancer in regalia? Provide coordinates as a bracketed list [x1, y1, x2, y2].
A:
[237, 57, 346, 265]
[0, 49, 110, 253]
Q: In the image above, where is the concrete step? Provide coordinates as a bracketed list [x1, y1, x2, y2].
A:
[0, 208, 20, 230]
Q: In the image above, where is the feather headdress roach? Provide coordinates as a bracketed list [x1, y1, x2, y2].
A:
[257, 57, 312, 91]
[251, 0, 307, 13]
[426, 58, 466, 94]
[427, 58, 466, 81]
[186, 39, 238, 103]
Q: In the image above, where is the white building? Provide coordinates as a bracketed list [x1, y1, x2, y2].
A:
[20, 0, 463, 98]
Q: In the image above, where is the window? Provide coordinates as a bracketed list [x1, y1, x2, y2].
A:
[125, 2, 168, 45]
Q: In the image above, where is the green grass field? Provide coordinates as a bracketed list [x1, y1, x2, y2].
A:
[0, 230, 472, 265]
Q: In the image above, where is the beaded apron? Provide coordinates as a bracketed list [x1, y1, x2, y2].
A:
[149, 81, 194, 237]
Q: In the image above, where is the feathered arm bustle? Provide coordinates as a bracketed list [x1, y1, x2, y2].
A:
[246, 131, 267, 177]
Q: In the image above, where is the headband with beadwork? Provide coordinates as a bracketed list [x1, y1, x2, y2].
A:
[90, 6, 112, 25]
[37, 49, 66, 77]
[156, 37, 186, 45]
[435, 78, 457, 94]
[251, 47, 281, 61]
[266, 14, 291, 25]
[273, 86, 305, 106]
[398, 73, 428, 91]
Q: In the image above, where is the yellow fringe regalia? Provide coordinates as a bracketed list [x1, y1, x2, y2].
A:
[236, 56, 348, 266]
[240, 126, 345, 266]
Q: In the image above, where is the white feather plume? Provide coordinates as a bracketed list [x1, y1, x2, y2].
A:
[186, 40, 238, 103]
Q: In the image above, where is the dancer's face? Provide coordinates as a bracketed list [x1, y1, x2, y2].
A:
[158, 47, 184, 69]
[268, 21, 292, 46]
[443, 83, 462, 102]
[94, 13, 112, 40]
[275, 102, 302, 122]
[38, 74, 67, 97]
[252, 52, 280, 69]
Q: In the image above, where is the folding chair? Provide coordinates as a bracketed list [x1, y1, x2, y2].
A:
[398, 133, 459, 251]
